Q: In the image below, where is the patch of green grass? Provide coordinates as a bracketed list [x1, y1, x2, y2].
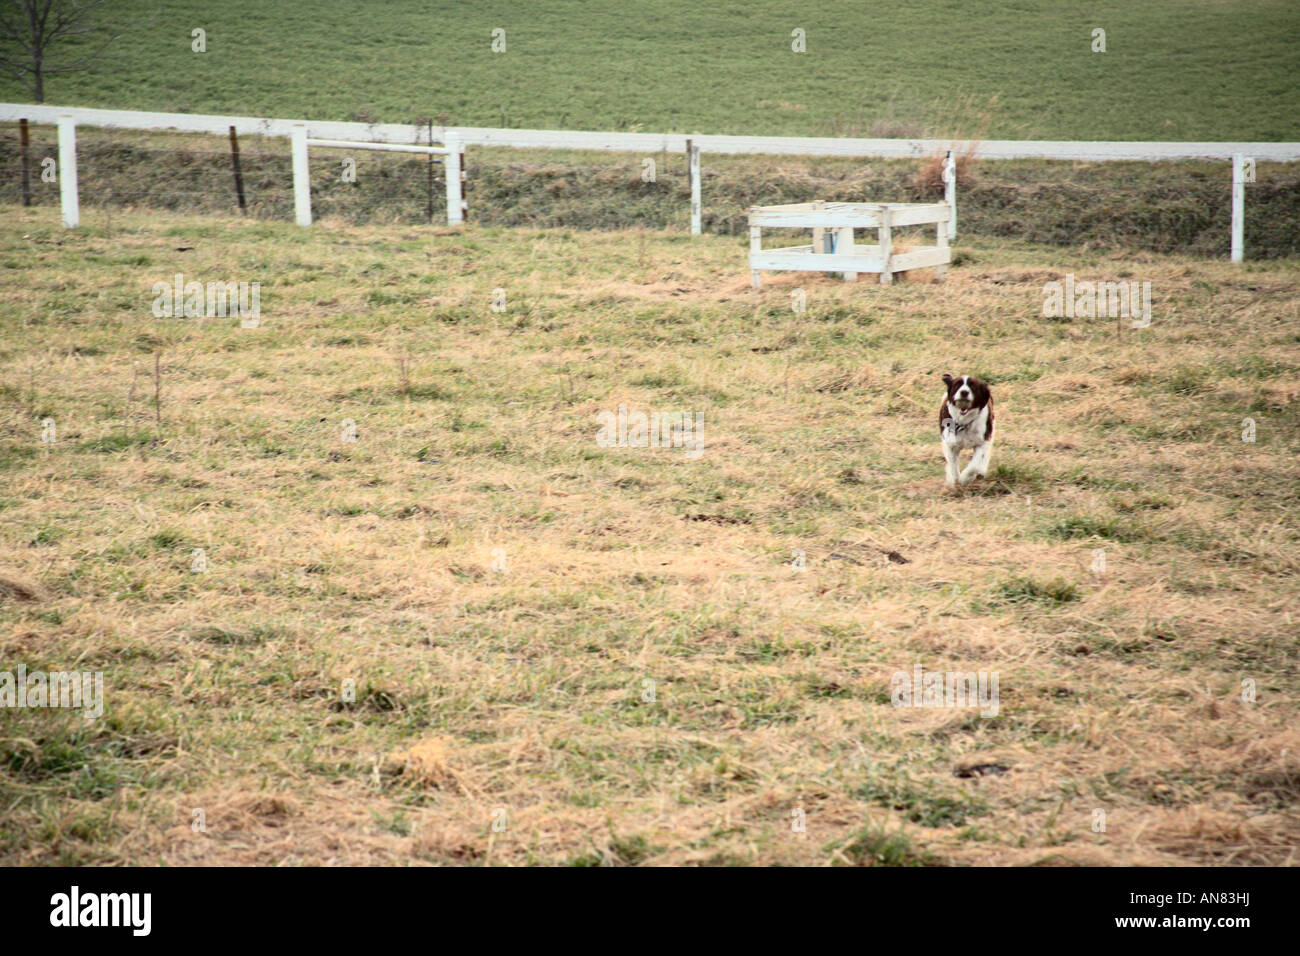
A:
[39, 805, 119, 848]
[834, 822, 936, 866]
[1, 716, 173, 801]
[567, 833, 656, 866]
[75, 432, 153, 454]
[28, 524, 69, 546]
[149, 528, 190, 550]
[370, 809, 412, 836]
[1047, 514, 1149, 544]
[189, 626, 269, 646]
[1160, 366, 1215, 397]
[742, 640, 801, 662]
[980, 461, 1046, 494]
[855, 771, 990, 828]
[991, 576, 1080, 606]
[0, 443, 39, 468]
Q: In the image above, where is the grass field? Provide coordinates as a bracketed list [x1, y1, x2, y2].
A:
[2, 0, 1299, 141]
[1, 204, 1297, 865]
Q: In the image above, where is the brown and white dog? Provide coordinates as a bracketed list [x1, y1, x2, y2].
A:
[939, 373, 994, 485]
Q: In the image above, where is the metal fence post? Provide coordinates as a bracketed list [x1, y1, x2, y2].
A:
[19, 117, 31, 206]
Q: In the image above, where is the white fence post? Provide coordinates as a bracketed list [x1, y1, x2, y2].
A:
[57, 114, 79, 228]
[689, 141, 701, 235]
[444, 132, 464, 225]
[291, 124, 311, 226]
[1231, 152, 1252, 263]
[943, 150, 957, 239]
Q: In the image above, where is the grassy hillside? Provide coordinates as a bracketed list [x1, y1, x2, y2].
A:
[1, 206, 1297, 864]
[2, 0, 1298, 141]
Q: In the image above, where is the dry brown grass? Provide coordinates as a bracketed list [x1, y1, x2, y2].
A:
[912, 94, 999, 196]
[0, 205, 1296, 866]
[912, 151, 976, 197]
[0, 571, 50, 603]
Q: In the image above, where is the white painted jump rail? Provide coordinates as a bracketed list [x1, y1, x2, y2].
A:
[4, 103, 1296, 258]
[749, 201, 952, 288]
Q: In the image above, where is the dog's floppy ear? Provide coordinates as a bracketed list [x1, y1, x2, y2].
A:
[941, 373, 954, 387]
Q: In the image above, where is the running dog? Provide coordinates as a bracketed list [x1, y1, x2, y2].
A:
[939, 373, 995, 485]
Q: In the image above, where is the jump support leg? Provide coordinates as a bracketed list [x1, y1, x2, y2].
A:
[878, 206, 893, 286]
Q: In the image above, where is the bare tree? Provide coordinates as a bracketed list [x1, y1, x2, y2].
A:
[0, 0, 126, 102]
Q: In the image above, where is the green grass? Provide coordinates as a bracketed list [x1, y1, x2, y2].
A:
[3, 0, 1298, 140]
[1047, 515, 1148, 544]
[855, 771, 990, 828]
[991, 576, 1082, 606]
[834, 822, 936, 867]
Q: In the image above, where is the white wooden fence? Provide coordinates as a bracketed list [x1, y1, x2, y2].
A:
[5, 103, 1297, 258]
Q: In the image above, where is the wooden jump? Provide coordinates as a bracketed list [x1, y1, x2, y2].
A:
[748, 200, 952, 288]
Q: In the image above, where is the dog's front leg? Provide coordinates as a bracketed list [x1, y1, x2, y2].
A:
[960, 440, 993, 483]
[942, 439, 960, 485]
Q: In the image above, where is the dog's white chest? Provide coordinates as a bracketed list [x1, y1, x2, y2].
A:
[942, 405, 989, 450]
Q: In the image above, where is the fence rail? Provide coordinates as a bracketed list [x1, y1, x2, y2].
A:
[4, 103, 1299, 161]
[3, 103, 1296, 258]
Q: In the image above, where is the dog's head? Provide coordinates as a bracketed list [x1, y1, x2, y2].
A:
[941, 373, 991, 413]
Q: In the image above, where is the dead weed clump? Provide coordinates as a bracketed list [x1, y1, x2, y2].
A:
[385, 736, 466, 793]
[912, 94, 998, 196]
